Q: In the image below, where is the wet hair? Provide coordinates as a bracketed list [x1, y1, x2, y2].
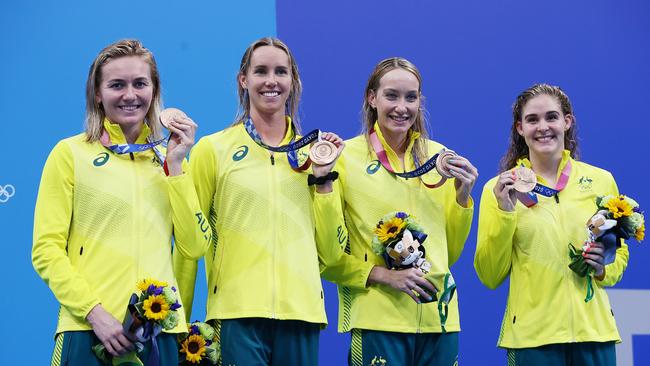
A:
[85, 39, 162, 142]
[233, 37, 303, 132]
[361, 57, 430, 164]
[499, 83, 579, 171]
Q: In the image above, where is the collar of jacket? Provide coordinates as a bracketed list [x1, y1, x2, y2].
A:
[103, 118, 153, 145]
[517, 149, 573, 185]
[372, 121, 421, 171]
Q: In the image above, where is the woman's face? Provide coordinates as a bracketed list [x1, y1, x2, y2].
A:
[239, 45, 293, 117]
[368, 68, 420, 138]
[96, 56, 153, 128]
[516, 94, 572, 160]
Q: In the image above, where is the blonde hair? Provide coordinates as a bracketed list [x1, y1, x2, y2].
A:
[500, 83, 579, 171]
[233, 37, 303, 132]
[361, 57, 430, 164]
[85, 39, 163, 142]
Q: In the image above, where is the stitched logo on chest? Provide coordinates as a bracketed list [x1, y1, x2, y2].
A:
[367, 160, 381, 175]
[93, 152, 109, 167]
[578, 176, 593, 191]
[232, 145, 249, 161]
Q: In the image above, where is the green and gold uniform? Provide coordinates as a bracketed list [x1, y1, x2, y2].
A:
[475, 151, 628, 365]
[33, 120, 210, 365]
[315, 124, 473, 366]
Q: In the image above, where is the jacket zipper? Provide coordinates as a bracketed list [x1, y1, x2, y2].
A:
[269, 151, 277, 318]
[130, 152, 141, 281]
[556, 193, 575, 342]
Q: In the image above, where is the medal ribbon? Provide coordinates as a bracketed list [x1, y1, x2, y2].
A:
[100, 129, 167, 166]
[244, 117, 316, 171]
[368, 127, 447, 189]
[515, 160, 572, 207]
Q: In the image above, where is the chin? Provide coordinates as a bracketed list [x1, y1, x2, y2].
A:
[532, 146, 562, 157]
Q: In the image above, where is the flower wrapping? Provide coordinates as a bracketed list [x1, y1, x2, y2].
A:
[93, 278, 182, 366]
[569, 195, 644, 302]
[178, 321, 220, 365]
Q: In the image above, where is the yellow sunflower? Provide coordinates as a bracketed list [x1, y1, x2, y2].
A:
[142, 295, 170, 321]
[636, 224, 645, 241]
[604, 195, 633, 219]
[181, 334, 207, 364]
[136, 278, 169, 292]
[374, 217, 406, 243]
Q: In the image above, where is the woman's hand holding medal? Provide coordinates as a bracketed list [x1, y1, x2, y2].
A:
[160, 108, 197, 176]
[494, 166, 538, 211]
[444, 154, 478, 208]
[311, 132, 345, 194]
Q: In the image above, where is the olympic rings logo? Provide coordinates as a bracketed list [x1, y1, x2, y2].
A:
[0, 184, 15, 203]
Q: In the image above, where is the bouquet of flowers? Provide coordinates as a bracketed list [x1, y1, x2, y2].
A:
[178, 321, 220, 365]
[93, 278, 182, 365]
[372, 211, 431, 273]
[569, 195, 644, 302]
[372, 211, 457, 331]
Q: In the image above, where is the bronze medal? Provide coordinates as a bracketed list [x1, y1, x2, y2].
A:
[435, 150, 456, 178]
[309, 140, 337, 165]
[513, 166, 537, 193]
[159, 108, 187, 129]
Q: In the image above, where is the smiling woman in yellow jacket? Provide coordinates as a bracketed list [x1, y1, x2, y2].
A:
[313, 57, 478, 366]
[32, 39, 210, 366]
[173, 37, 343, 366]
[474, 84, 628, 366]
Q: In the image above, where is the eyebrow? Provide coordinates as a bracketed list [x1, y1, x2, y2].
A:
[105, 76, 150, 83]
[524, 110, 560, 119]
[383, 88, 418, 94]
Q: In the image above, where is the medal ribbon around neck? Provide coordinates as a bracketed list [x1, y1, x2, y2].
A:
[244, 117, 318, 171]
[368, 127, 447, 189]
[100, 129, 167, 165]
[515, 160, 572, 207]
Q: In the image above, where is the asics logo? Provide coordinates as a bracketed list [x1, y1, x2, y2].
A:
[366, 160, 381, 174]
[93, 152, 110, 167]
[232, 145, 249, 161]
[0, 184, 15, 203]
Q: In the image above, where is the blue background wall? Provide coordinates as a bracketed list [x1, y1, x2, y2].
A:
[1, 0, 648, 364]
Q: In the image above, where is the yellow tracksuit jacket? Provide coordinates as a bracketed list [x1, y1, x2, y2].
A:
[174, 121, 336, 325]
[315, 125, 473, 333]
[474, 151, 627, 348]
[32, 119, 211, 334]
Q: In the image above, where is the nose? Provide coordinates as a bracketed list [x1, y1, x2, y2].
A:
[537, 118, 550, 131]
[123, 85, 136, 100]
[265, 74, 278, 88]
[395, 100, 407, 114]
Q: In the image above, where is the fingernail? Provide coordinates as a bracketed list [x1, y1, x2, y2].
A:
[428, 296, 433, 301]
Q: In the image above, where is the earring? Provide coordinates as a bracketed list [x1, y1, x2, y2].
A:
[243, 89, 249, 101]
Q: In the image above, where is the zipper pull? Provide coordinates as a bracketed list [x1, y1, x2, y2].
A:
[270, 154, 275, 165]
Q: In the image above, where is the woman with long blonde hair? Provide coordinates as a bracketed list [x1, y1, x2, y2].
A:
[173, 37, 344, 365]
[33, 39, 209, 365]
[314, 57, 478, 365]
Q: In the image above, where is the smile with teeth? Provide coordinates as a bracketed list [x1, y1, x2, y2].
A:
[535, 135, 555, 142]
[118, 105, 140, 111]
[261, 91, 281, 97]
[390, 115, 410, 122]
